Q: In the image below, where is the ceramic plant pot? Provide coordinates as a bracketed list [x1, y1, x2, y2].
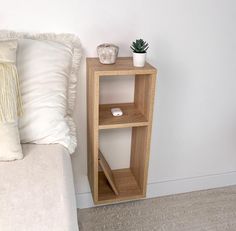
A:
[133, 52, 146, 67]
[97, 43, 119, 64]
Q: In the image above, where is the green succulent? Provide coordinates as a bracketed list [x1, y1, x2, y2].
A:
[130, 39, 149, 53]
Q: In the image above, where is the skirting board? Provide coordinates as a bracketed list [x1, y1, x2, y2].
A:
[76, 171, 236, 209]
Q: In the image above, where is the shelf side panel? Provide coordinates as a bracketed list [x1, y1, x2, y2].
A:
[134, 74, 156, 120]
[131, 73, 157, 195]
[130, 126, 148, 194]
[87, 66, 99, 202]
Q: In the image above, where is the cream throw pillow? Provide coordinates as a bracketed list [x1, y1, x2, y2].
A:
[0, 40, 23, 161]
[0, 31, 82, 154]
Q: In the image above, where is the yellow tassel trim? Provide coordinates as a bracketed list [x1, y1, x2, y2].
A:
[0, 63, 23, 122]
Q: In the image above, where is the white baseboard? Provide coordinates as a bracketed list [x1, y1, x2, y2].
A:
[76, 192, 95, 209]
[76, 171, 236, 209]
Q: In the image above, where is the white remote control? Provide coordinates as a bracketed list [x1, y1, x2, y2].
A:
[111, 108, 123, 117]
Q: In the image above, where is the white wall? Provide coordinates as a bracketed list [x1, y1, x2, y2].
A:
[1, 0, 236, 208]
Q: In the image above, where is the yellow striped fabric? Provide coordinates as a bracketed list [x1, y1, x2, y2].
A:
[0, 63, 23, 122]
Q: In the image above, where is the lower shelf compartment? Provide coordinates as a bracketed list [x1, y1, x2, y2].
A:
[98, 168, 144, 204]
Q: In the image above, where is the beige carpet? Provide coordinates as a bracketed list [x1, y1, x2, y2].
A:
[78, 186, 236, 231]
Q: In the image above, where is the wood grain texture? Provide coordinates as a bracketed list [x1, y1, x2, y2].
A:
[99, 103, 149, 129]
[130, 126, 148, 194]
[87, 57, 157, 204]
[87, 66, 99, 202]
[130, 73, 157, 195]
[99, 150, 119, 195]
[98, 169, 143, 204]
[87, 57, 156, 76]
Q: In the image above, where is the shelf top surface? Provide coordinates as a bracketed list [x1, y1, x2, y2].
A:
[87, 57, 157, 75]
[99, 103, 149, 129]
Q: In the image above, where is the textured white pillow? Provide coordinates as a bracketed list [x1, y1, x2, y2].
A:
[0, 122, 23, 161]
[0, 31, 81, 154]
[17, 39, 75, 152]
[0, 40, 23, 161]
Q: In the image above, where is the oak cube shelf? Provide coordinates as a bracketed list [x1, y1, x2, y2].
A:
[87, 57, 157, 205]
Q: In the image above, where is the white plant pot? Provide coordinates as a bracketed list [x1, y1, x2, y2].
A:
[133, 52, 146, 67]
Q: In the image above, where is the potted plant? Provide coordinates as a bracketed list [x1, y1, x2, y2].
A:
[130, 39, 149, 67]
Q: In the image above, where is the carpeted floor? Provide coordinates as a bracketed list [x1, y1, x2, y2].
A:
[78, 186, 236, 231]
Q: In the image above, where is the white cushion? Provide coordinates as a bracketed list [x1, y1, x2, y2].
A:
[0, 40, 23, 161]
[0, 31, 82, 154]
[17, 39, 75, 152]
[0, 122, 23, 161]
[0, 40, 17, 63]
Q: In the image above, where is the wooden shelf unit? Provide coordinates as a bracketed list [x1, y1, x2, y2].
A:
[87, 57, 157, 205]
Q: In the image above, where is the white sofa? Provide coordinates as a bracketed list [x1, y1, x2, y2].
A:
[0, 144, 79, 231]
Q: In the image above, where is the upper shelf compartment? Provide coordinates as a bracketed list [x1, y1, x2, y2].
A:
[99, 103, 149, 129]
